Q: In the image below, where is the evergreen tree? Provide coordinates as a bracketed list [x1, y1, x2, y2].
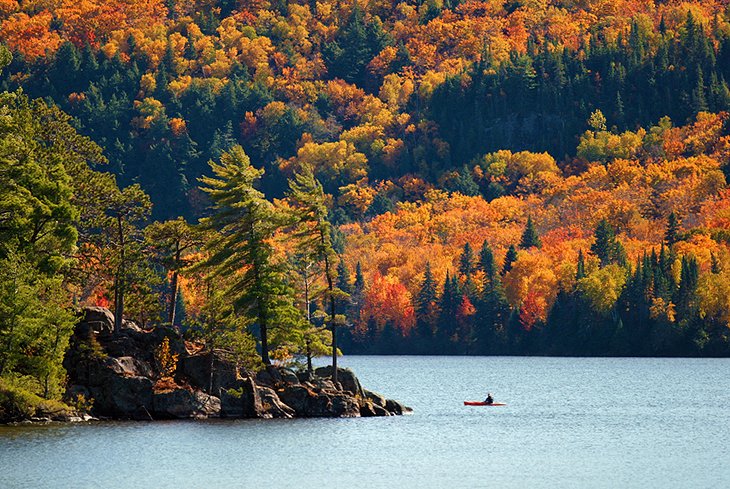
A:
[665, 211, 680, 246]
[519, 216, 542, 249]
[459, 242, 474, 277]
[198, 146, 298, 364]
[336, 257, 352, 295]
[576, 249, 586, 280]
[476, 240, 509, 353]
[415, 262, 439, 341]
[591, 219, 626, 267]
[145, 217, 205, 325]
[287, 165, 344, 382]
[502, 245, 518, 275]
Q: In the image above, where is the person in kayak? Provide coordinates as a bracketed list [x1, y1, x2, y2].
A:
[484, 393, 494, 405]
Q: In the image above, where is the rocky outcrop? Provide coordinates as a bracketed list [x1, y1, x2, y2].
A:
[314, 366, 364, 397]
[153, 389, 221, 419]
[62, 307, 411, 421]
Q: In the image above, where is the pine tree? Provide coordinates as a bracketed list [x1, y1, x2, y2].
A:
[576, 249, 586, 280]
[710, 252, 721, 274]
[416, 262, 439, 339]
[459, 242, 475, 278]
[288, 165, 343, 383]
[519, 216, 541, 249]
[336, 257, 352, 295]
[502, 245, 518, 275]
[477, 240, 510, 353]
[665, 211, 680, 246]
[145, 217, 205, 325]
[199, 146, 297, 365]
[479, 240, 497, 280]
[591, 219, 626, 267]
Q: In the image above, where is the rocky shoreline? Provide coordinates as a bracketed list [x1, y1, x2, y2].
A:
[2, 307, 411, 424]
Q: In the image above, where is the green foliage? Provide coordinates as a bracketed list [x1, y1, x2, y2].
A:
[458, 243, 475, 277]
[578, 265, 628, 314]
[0, 92, 82, 274]
[519, 216, 541, 249]
[665, 212, 680, 246]
[0, 252, 76, 399]
[287, 164, 344, 373]
[323, 6, 390, 86]
[187, 287, 261, 374]
[502, 245, 518, 275]
[146, 217, 205, 324]
[199, 146, 298, 364]
[0, 377, 74, 422]
[591, 219, 627, 267]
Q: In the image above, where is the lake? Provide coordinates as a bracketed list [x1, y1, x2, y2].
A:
[1, 356, 729, 488]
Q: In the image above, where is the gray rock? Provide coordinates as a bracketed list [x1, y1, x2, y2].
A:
[152, 389, 220, 419]
[385, 398, 412, 415]
[278, 385, 360, 418]
[359, 400, 377, 417]
[220, 377, 264, 418]
[364, 389, 387, 408]
[314, 366, 364, 397]
[256, 365, 283, 387]
[330, 394, 361, 417]
[179, 352, 239, 394]
[279, 368, 299, 385]
[121, 319, 142, 333]
[372, 403, 390, 416]
[114, 356, 153, 378]
[90, 374, 154, 418]
[82, 307, 115, 334]
[257, 387, 294, 418]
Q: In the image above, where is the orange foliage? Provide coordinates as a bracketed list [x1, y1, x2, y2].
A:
[359, 272, 416, 336]
[1, 12, 62, 59]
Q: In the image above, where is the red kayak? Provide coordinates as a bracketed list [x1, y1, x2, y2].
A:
[464, 401, 506, 406]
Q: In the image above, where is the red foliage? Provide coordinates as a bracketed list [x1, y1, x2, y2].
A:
[518, 291, 543, 332]
[360, 272, 416, 336]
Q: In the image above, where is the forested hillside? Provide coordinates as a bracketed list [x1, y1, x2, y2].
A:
[4, 0, 730, 218]
[2, 0, 730, 413]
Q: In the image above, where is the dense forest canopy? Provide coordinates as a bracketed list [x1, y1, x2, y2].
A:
[4, 0, 730, 218]
[2, 0, 730, 412]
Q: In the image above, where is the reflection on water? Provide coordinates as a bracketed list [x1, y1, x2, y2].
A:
[1, 356, 729, 488]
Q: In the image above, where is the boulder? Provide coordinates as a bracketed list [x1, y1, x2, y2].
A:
[82, 307, 115, 335]
[359, 400, 377, 417]
[330, 394, 361, 417]
[114, 356, 153, 378]
[314, 366, 364, 397]
[220, 377, 264, 418]
[255, 365, 283, 387]
[364, 389, 387, 408]
[90, 374, 154, 418]
[179, 352, 239, 394]
[257, 387, 294, 418]
[385, 398, 412, 415]
[372, 403, 390, 416]
[121, 319, 143, 333]
[152, 389, 220, 419]
[279, 368, 299, 385]
[278, 385, 360, 418]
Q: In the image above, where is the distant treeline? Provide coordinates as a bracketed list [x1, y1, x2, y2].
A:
[341, 216, 729, 357]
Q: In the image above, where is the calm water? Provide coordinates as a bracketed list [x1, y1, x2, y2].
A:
[1, 356, 729, 488]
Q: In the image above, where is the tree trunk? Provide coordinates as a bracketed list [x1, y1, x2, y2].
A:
[324, 253, 337, 386]
[208, 348, 215, 395]
[168, 244, 180, 325]
[260, 311, 270, 365]
[114, 215, 125, 334]
[304, 272, 313, 375]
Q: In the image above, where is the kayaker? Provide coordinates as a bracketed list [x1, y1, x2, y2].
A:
[484, 393, 494, 405]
